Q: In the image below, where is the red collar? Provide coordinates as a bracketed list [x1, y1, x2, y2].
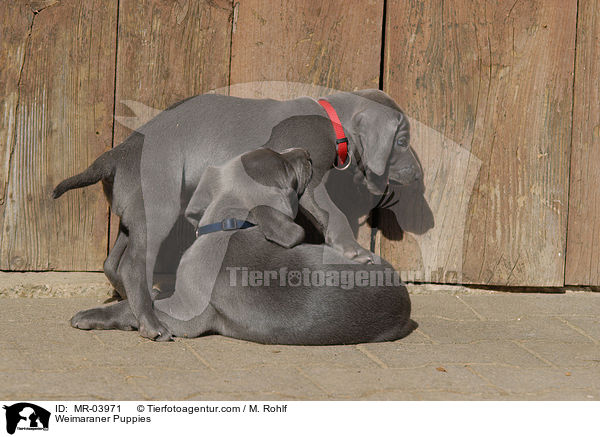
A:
[318, 99, 349, 168]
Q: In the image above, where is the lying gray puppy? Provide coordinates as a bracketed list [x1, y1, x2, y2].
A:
[54, 89, 421, 341]
[71, 148, 413, 345]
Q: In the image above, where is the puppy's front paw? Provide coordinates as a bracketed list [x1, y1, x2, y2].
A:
[71, 307, 136, 331]
[341, 242, 376, 264]
[138, 315, 173, 342]
[71, 309, 98, 330]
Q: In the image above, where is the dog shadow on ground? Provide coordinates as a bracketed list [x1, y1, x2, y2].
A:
[324, 169, 434, 245]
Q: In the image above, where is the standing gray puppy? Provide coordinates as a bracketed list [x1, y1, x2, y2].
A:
[53, 89, 421, 341]
[71, 148, 414, 345]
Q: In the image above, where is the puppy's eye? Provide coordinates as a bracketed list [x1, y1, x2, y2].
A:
[396, 138, 408, 148]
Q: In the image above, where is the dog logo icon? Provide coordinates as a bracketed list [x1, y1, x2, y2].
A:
[2, 403, 50, 435]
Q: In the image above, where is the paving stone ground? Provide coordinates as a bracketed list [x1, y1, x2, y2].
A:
[1, 273, 599, 400]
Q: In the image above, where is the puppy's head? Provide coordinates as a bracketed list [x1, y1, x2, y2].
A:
[240, 147, 312, 196]
[350, 89, 422, 194]
[185, 148, 313, 230]
[240, 148, 312, 249]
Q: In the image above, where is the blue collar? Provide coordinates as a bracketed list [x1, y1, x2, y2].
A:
[195, 217, 255, 238]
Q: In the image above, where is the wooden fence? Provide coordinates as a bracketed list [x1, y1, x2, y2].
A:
[0, 0, 598, 287]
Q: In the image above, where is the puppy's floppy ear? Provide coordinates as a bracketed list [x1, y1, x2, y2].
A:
[353, 108, 397, 176]
[280, 148, 312, 195]
[184, 166, 220, 227]
[250, 205, 305, 248]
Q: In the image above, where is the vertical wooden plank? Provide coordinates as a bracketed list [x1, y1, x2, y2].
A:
[565, 0, 600, 285]
[113, 0, 232, 145]
[230, 0, 383, 99]
[113, 0, 232, 271]
[0, 3, 31, 220]
[381, 0, 577, 286]
[230, 0, 384, 251]
[0, 0, 117, 270]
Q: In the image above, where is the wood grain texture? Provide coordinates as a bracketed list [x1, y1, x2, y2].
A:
[229, 0, 384, 252]
[0, 0, 117, 270]
[113, 0, 232, 144]
[565, 0, 600, 285]
[113, 0, 232, 271]
[229, 0, 383, 98]
[381, 0, 577, 286]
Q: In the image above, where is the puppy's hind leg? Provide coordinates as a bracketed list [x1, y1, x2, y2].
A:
[71, 300, 138, 331]
[117, 228, 173, 341]
[104, 224, 128, 299]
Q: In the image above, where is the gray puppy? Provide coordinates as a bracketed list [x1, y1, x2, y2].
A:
[71, 148, 414, 345]
[53, 89, 421, 341]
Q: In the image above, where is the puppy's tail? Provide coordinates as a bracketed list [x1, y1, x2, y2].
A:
[52, 152, 114, 199]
